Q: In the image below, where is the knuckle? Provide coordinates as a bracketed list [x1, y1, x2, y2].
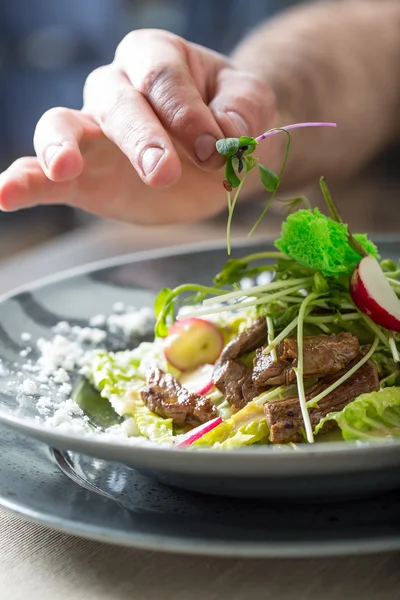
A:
[97, 88, 148, 155]
[139, 63, 175, 99]
[163, 100, 198, 133]
[98, 87, 134, 130]
[116, 28, 179, 60]
[40, 106, 70, 123]
[83, 65, 109, 100]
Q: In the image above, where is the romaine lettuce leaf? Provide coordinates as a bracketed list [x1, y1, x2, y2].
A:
[83, 343, 173, 442]
[218, 418, 269, 448]
[132, 401, 173, 443]
[314, 387, 400, 441]
[72, 377, 121, 429]
[194, 401, 266, 447]
[82, 342, 164, 415]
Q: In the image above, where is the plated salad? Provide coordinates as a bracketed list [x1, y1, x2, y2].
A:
[73, 123, 400, 448]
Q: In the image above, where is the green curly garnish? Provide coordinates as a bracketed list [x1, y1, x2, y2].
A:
[275, 208, 379, 277]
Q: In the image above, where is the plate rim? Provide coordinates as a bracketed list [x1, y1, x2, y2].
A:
[1, 232, 399, 302]
[1, 467, 400, 559]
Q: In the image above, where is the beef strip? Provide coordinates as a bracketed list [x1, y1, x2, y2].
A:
[141, 368, 217, 428]
[264, 356, 379, 443]
[211, 317, 268, 410]
[218, 316, 268, 362]
[253, 332, 360, 386]
[212, 359, 266, 411]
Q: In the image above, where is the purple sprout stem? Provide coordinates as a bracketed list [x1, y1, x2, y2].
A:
[255, 122, 337, 143]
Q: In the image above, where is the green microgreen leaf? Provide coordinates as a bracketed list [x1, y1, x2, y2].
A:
[216, 137, 240, 156]
[278, 196, 312, 215]
[154, 287, 172, 319]
[238, 136, 258, 147]
[243, 145, 257, 155]
[313, 272, 329, 294]
[225, 157, 240, 189]
[319, 177, 367, 259]
[258, 164, 279, 192]
[245, 155, 258, 171]
[381, 259, 396, 272]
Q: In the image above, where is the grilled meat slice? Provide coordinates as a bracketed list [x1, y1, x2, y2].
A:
[264, 356, 379, 443]
[212, 359, 266, 411]
[218, 317, 267, 362]
[141, 368, 217, 427]
[253, 332, 360, 386]
[253, 348, 293, 386]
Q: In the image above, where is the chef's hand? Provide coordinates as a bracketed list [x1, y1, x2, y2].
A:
[0, 30, 277, 224]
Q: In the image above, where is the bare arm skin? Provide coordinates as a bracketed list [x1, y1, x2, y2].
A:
[234, 0, 400, 191]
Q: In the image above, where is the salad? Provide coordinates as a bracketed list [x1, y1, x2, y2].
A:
[73, 122, 400, 449]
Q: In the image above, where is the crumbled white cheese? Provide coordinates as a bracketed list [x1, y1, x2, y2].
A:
[37, 396, 53, 414]
[21, 332, 32, 342]
[59, 382, 72, 396]
[71, 325, 106, 344]
[20, 379, 38, 395]
[53, 368, 70, 383]
[37, 334, 86, 375]
[19, 348, 31, 357]
[89, 314, 106, 327]
[112, 301, 125, 313]
[53, 321, 71, 335]
[107, 307, 154, 337]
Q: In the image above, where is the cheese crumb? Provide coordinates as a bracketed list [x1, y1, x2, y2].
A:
[89, 314, 106, 327]
[53, 368, 70, 383]
[21, 332, 32, 342]
[112, 301, 125, 313]
[21, 379, 38, 395]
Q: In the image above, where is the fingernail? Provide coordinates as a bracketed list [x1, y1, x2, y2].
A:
[195, 134, 217, 162]
[226, 111, 248, 135]
[141, 147, 164, 176]
[44, 143, 63, 169]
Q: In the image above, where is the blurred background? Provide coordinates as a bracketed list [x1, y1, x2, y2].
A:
[0, 0, 297, 260]
[0, 0, 398, 267]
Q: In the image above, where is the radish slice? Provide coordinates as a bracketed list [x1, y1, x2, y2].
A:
[164, 317, 224, 371]
[350, 255, 400, 332]
[179, 364, 214, 395]
[175, 416, 223, 447]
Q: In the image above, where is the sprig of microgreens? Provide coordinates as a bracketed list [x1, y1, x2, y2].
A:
[318, 176, 368, 258]
[216, 122, 337, 254]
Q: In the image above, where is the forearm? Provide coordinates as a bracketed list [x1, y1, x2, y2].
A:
[232, 0, 400, 189]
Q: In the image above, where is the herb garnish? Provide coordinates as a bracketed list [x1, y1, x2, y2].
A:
[215, 122, 337, 254]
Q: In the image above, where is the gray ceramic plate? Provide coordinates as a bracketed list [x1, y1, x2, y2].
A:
[1, 240, 400, 500]
[1, 422, 400, 557]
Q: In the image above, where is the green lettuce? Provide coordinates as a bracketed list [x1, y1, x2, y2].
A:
[194, 401, 266, 447]
[219, 418, 269, 448]
[72, 377, 121, 429]
[314, 387, 400, 441]
[83, 343, 173, 442]
[131, 399, 173, 443]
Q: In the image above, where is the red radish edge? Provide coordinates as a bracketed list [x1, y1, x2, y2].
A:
[176, 417, 223, 447]
[196, 381, 214, 396]
[350, 255, 400, 332]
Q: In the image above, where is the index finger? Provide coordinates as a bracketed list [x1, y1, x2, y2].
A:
[115, 30, 226, 169]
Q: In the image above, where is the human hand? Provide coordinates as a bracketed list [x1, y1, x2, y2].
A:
[0, 29, 277, 224]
